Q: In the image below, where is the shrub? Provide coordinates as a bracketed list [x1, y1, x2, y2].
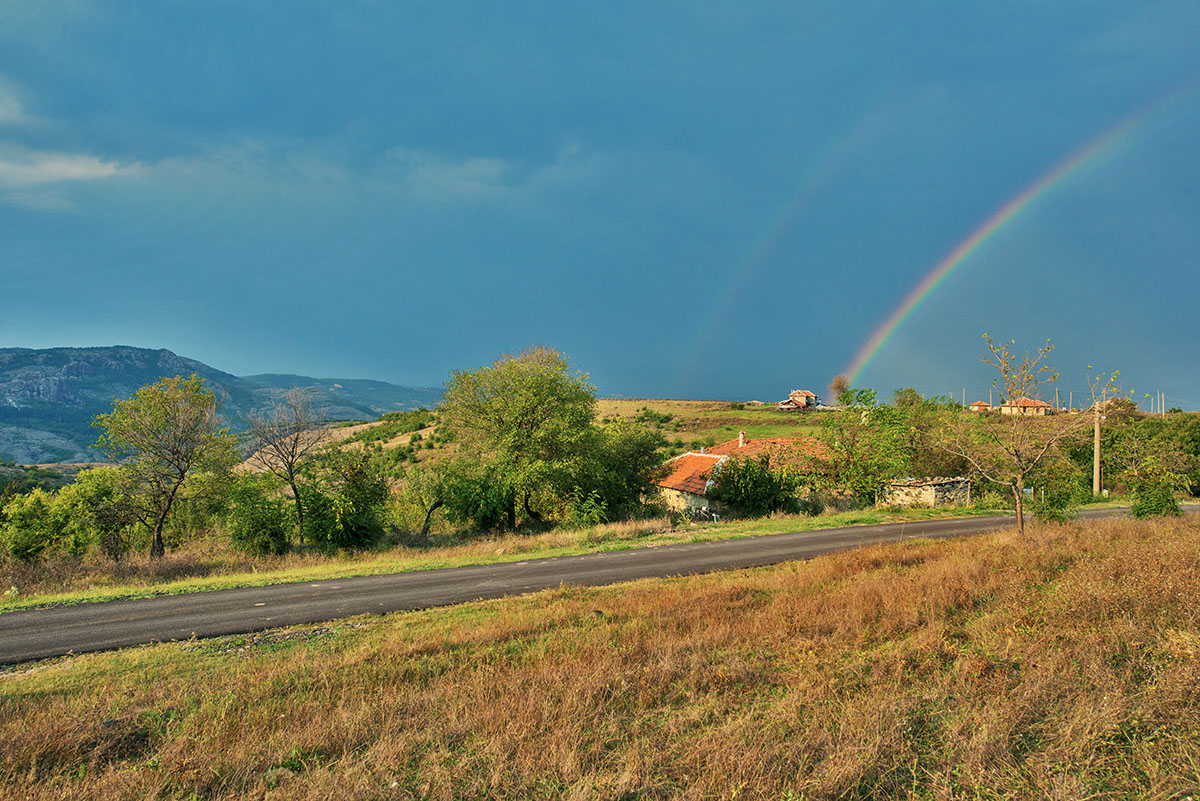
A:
[1029, 461, 1086, 523]
[301, 452, 391, 552]
[708, 455, 803, 517]
[227, 475, 294, 555]
[563, 488, 609, 529]
[1127, 455, 1188, 519]
[54, 467, 138, 561]
[0, 489, 61, 561]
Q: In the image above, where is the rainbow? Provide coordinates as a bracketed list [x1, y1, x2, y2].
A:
[843, 82, 1198, 386]
[668, 107, 891, 390]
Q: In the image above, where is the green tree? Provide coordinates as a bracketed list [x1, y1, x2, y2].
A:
[226, 473, 294, 555]
[440, 347, 597, 528]
[812, 389, 909, 504]
[93, 374, 238, 558]
[54, 467, 139, 560]
[0, 488, 60, 561]
[1109, 421, 1193, 517]
[299, 449, 391, 552]
[708, 453, 803, 516]
[573, 421, 666, 520]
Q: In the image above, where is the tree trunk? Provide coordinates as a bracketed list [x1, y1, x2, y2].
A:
[289, 476, 304, 545]
[150, 480, 183, 559]
[507, 496, 516, 530]
[420, 500, 444, 541]
[1014, 476, 1025, 536]
[151, 514, 167, 559]
[523, 491, 542, 524]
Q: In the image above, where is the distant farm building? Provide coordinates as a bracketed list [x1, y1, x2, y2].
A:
[656, 432, 826, 512]
[776, 389, 820, 411]
[880, 477, 971, 509]
[968, 400, 991, 413]
[998, 397, 1054, 416]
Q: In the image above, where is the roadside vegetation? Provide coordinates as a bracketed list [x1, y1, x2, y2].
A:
[1, 340, 1196, 608]
[3, 515, 1198, 799]
[0, 505, 1004, 613]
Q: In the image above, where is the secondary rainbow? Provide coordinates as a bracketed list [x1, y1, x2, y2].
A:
[843, 84, 1196, 386]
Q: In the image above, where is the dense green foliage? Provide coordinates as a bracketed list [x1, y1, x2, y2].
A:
[708, 454, 802, 516]
[226, 475, 294, 555]
[432, 348, 665, 531]
[298, 450, 391, 552]
[94, 374, 239, 558]
[0, 467, 136, 561]
[810, 389, 912, 503]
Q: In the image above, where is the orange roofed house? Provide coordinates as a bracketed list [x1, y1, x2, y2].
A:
[998, 397, 1054, 416]
[776, 389, 820, 411]
[656, 432, 826, 513]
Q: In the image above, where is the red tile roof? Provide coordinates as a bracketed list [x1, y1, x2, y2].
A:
[657, 453, 724, 494]
[1001, 397, 1052, 408]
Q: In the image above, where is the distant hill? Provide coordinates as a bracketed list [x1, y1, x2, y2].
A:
[0, 347, 442, 464]
[242, 374, 443, 422]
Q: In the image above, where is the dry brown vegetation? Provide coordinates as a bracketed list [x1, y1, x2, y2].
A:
[2, 515, 1199, 800]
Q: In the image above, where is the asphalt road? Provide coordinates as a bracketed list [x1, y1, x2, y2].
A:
[0, 508, 1132, 666]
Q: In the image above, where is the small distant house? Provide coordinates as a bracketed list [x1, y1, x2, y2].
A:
[998, 397, 1054, 416]
[968, 400, 991, 413]
[776, 389, 820, 411]
[880, 477, 971, 508]
[656, 433, 826, 512]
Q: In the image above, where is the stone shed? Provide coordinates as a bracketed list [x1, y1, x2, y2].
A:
[879, 477, 971, 508]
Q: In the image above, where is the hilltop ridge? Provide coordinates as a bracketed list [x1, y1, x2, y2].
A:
[0, 347, 441, 464]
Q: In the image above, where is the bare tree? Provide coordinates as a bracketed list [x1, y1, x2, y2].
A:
[246, 389, 326, 543]
[828, 373, 850, 406]
[938, 336, 1094, 535]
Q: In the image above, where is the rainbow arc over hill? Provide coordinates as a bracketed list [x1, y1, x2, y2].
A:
[842, 82, 1198, 387]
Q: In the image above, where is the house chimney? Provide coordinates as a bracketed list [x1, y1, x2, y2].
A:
[738, 431, 746, 448]
[699, 446, 705, 454]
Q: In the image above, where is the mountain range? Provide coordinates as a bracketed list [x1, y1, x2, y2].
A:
[0, 347, 443, 464]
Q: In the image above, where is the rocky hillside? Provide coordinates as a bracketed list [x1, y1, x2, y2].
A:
[0, 347, 441, 464]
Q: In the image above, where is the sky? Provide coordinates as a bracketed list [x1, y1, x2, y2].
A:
[2, 2, 1199, 407]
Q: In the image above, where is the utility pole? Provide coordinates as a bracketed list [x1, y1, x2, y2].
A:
[1092, 383, 1109, 497]
[1055, 387, 1059, 411]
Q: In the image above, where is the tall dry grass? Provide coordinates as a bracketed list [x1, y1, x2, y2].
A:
[2, 515, 1198, 800]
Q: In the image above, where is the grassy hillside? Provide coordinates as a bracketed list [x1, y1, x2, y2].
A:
[3, 515, 1197, 799]
[598, 399, 823, 456]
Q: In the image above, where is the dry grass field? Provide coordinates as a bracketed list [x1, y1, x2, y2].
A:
[2, 515, 1198, 800]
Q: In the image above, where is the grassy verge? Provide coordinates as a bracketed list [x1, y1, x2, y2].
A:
[0, 506, 1009, 614]
[2, 515, 1197, 799]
